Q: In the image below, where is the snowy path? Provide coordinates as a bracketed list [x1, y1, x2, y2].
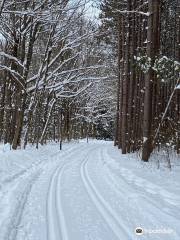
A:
[0, 141, 180, 240]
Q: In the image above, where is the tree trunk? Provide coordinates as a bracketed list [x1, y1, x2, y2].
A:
[142, 0, 160, 161]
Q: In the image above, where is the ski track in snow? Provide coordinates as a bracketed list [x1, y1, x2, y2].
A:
[7, 172, 41, 240]
[0, 141, 180, 240]
[104, 147, 180, 209]
[1, 144, 79, 186]
[80, 157, 130, 240]
[46, 145, 86, 240]
[0, 144, 82, 240]
[47, 163, 68, 240]
[102, 149, 180, 226]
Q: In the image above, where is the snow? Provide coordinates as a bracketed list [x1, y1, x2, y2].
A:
[0, 52, 24, 68]
[0, 141, 180, 240]
[176, 84, 180, 90]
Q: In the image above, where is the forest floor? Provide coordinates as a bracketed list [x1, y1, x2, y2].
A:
[0, 140, 180, 240]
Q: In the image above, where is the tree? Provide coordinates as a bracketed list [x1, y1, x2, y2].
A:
[100, 0, 179, 161]
[142, 0, 160, 161]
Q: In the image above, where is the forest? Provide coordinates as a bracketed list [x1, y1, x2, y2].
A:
[0, 1, 180, 240]
[0, 0, 179, 162]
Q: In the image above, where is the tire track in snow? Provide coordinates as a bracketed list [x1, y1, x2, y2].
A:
[80, 156, 131, 240]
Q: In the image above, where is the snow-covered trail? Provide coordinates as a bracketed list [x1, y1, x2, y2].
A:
[0, 141, 180, 240]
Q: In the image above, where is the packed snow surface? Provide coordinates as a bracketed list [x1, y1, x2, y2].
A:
[0, 140, 180, 240]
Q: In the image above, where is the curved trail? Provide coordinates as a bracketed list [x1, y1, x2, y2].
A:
[80, 157, 129, 240]
[47, 163, 68, 240]
[46, 144, 86, 240]
[46, 145, 120, 240]
[2, 141, 179, 240]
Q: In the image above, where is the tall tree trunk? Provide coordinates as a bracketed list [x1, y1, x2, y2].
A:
[115, 17, 122, 147]
[121, 0, 131, 154]
[142, 0, 160, 161]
